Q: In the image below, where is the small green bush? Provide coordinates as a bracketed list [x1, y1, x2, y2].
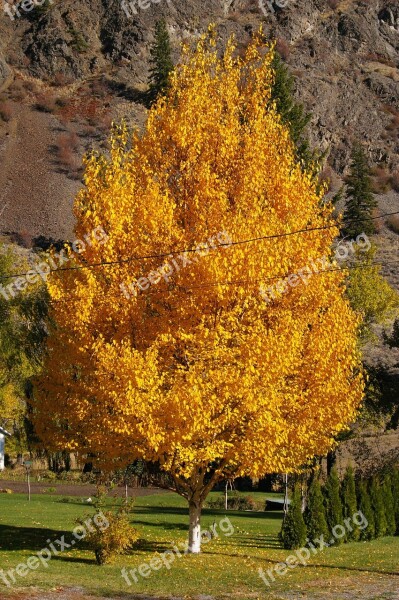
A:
[68, 27, 89, 54]
[57, 470, 81, 482]
[206, 493, 260, 511]
[77, 503, 138, 565]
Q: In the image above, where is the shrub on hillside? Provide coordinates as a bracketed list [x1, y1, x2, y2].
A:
[8, 79, 27, 102]
[0, 101, 13, 122]
[390, 171, 399, 193]
[56, 131, 81, 174]
[386, 215, 399, 234]
[36, 91, 56, 113]
[52, 73, 74, 87]
[371, 208, 384, 233]
[276, 38, 290, 61]
[372, 167, 391, 194]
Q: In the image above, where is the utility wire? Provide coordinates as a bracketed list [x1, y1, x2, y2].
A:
[0, 210, 398, 283]
[110, 258, 399, 297]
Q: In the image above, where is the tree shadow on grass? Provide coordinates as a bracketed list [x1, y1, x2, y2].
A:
[136, 505, 283, 521]
[299, 563, 399, 577]
[132, 538, 174, 553]
[0, 524, 98, 558]
[230, 533, 281, 550]
[0, 524, 72, 552]
[53, 555, 95, 565]
[133, 519, 187, 531]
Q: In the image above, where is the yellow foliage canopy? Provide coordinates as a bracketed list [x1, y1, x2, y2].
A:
[34, 32, 363, 493]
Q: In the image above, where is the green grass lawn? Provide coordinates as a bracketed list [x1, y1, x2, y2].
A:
[0, 491, 398, 599]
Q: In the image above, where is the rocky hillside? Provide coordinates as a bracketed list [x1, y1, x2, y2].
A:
[0, 0, 398, 239]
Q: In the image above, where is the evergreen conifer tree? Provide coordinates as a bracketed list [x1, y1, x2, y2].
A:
[384, 318, 399, 348]
[270, 52, 317, 174]
[148, 19, 174, 102]
[391, 468, 399, 535]
[369, 476, 387, 538]
[341, 466, 359, 541]
[324, 468, 344, 544]
[280, 484, 307, 549]
[331, 186, 344, 206]
[343, 143, 377, 238]
[383, 473, 396, 536]
[305, 477, 329, 543]
[357, 479, 375, 541]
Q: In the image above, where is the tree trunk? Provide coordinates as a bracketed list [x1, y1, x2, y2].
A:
[327, 450, 336, 475]
[188, 501, 202, 553]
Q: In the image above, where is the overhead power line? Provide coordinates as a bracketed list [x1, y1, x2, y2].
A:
[176, 259, 399, 293]
[0, 210, 398, 284]
[45, 257, 399, 303]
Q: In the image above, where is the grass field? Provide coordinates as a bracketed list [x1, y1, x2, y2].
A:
[0, 491, 398, 599]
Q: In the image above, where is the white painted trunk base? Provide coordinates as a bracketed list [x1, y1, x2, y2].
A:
[188, 503, 202, 553]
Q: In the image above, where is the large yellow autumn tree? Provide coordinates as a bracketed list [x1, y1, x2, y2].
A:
[34, 31, 364, 552]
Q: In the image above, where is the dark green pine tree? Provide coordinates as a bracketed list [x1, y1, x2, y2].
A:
[270, 52, 319, 176]
[391, 468, 399, 535]
[341, 466, 359, 541]
[357, 479, 375, 540]
[384, 318, 399, 349]
[383, 473, 396, 536]
[369, 476, 387, 538]
[343, 143, 377, 238]
[305, 476, 329, 544]
[148, 19, 174, 103]
[279, 484, 307, 549]
[331, 186, 344, 206]
[324, 468, 345, 544]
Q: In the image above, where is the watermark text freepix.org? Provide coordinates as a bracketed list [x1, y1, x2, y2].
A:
[260, 232, 371, 304]
[121, 516, 235, 585]
[258, 510, 368, 587]
[0, 511, 109, 587]
[3, 0, 54, 21]
[120, 230, 232, 300]
[0, 225, 108, 302]
[121, 0, 173, 18]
